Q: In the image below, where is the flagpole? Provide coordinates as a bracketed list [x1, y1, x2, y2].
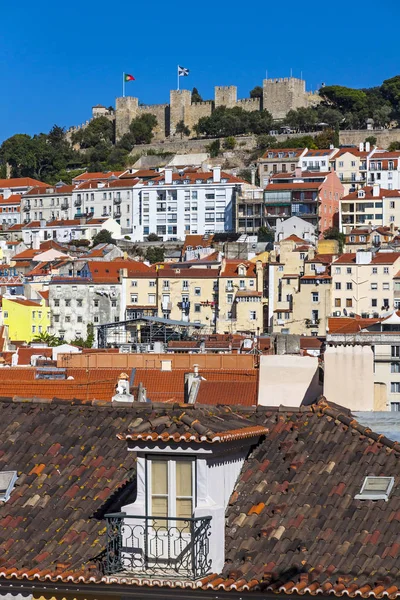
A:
[123, 72, 125, 98]
[177, 65, 179, 92]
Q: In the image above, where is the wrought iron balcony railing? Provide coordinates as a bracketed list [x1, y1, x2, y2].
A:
[105, 513, 212, 580]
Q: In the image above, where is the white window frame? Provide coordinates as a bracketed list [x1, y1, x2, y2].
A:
[146, 456, 195, 521]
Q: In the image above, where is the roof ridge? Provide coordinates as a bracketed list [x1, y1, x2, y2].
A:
[315, 397, 400, 452]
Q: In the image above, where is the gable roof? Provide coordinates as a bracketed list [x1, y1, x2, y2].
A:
[0, 178, 49, 189]
[2, 399, 400, 597]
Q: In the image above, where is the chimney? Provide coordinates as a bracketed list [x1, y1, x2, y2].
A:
[112, 372, 134, 404]
[184, 365, 201, 404]
[212, 166, 221, 183]
[373, 183, 380, 197]
[359, 142, 364, 152]
[356, 250, 372, 264]
[80, 217, 87, 225]
[3, 189, 11, 200]
[164, 168, 173, 185]
[136, 382, 147, 403]
[308, 247, 315, 260]
[250, 166, 256, 186]
[365, 141, 371, 153]
[32, 233, 40, 250]
[40, 219, 46, 229]
[295, 166, 302, 178]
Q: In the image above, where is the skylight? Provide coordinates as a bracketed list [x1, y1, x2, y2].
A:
[355, 476, 394, 501]
[0, 471, 18, 502]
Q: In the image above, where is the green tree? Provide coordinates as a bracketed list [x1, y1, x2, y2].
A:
[365, 135, 377, 146]
[191, 87, 203, 103]
[145, 246, 165, 263]
[72, 116, 114, 148]
[285, 107, 317, 131]
[72, 323, 95, 348]
[373, 105, 392, 127]
[257, 134, 278, 150]
[323, 226, 345, 253]
[33, 332, 63, 346]
[223, 136, 236, 150]
[0, 134, 37, 177]
[129, 113, 157, 144]
[91, 229, 116, 247]
[388, 141, 400, 151]
[381, 75, 400, 118]
[175, 120, 190, 138]
[206, 139, 221, 157]
[258, 226, 274, 243]
[249, 86, 263, 99]
[147, 233, 160, 241]
[319, 85, 367, 113]
[195, 106, 273, 138]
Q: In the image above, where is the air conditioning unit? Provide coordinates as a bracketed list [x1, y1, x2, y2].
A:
[333, 311, 341, 317]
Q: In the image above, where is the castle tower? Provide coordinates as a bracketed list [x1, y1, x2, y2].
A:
[262, 77, 309, 120]
[170, 90, 192, 135]
[214, 86, 237, 108]
[115, 96, 139, 141]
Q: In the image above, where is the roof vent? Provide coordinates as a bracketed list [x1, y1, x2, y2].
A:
[355, 476, 394, 501]
[0, 471, 18, 502]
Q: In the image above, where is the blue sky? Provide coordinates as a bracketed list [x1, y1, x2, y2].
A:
[1, 0, 399, 143]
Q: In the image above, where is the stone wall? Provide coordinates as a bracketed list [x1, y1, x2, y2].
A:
[187, 101, 213, 130]
[339, 129, 400, 148]
[236, 97, 261, 112]
[137, 103, 169, 139]
[115, 97, 139, 141]
[262, 77, 321, 120]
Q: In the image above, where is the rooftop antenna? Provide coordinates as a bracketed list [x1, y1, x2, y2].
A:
[290, 68, 293, 78]
[300, 71, 303, 80]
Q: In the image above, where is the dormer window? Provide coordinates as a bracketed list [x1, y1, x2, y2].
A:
[278, 152, 284, 158]
[268, 152, 273, 158]
[105, 407, 267, 581]
[358, 190, 365, 199]
[238, 265, 246, 276]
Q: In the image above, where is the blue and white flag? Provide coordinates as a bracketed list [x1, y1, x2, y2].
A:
[178, 66, 189, 76]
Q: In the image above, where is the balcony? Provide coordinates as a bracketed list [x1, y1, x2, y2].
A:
[162, 302, 172, 311]
[61, 202, 69, 211]
[114, 197, 122, 205]
[23, 205, 31, 212]
[305, 318, 321, 328]
[104, 513, 212, 580]
[74, 199, 82, 207]
[113, 211, 122, 219]
[307, 165, 321, 172]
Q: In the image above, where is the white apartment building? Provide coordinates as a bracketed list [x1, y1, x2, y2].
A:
[72, 178, 137, 234]
[0, 192, 21, 226]
[331, 250, 400, 317]
[137, 167, 243, 241]
[340, 185, 400, 230]
[368, 150, 400, 191]
[22, 184, 74, 223]
[20, 217, 121, 246]
[301, 148, 338, 172]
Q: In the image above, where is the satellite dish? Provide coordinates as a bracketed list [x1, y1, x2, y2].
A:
[343, 308, 348, 316]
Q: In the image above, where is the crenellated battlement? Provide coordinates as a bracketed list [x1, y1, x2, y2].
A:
[83, 74, 320, 142]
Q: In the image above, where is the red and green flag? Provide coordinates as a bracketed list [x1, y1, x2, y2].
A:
[124, 73, 135, 81]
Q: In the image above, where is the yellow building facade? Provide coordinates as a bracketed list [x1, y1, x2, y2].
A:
[2, 297, 51, 343]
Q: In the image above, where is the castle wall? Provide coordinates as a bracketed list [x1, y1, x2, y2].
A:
[169, 90, 192, 135]
[235, 97, 261, 112]
[262, 77, 320, 120]
[215, 86, 237, 108]
[137, 104, 169, 139]
[186, 101, 213, 131]
[115, 96, 139, 141]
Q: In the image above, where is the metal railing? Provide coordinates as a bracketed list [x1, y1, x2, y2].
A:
[114, 197, 122, 205]
[105, 513, 212, 580]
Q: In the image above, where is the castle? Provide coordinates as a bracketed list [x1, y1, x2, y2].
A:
[68, 77, 321, 142]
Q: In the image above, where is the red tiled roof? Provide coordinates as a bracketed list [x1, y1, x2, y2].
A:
[265, 182, 321, 190]
[73, 171, 124, 181]
[261, 148, 305, 159]
[182, 234, 214, 253]
[327, 316, 381, 334]
[0, 378, 115, 400]
[0, 178, 49, 189]
[333, 252, 400, 265]
[5, 298, 41, 308]
[75, 178, 139, 190]
[0, 194, 21, 205]
[221, 260, 257, 278]
[24, 185, 74, 197]
[196, 380, 258, 406]
[17, 347, 53, 365]
[281, 234, 305, 243]
[343, 186, 400, 200]
[145, 171, 243, 186]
